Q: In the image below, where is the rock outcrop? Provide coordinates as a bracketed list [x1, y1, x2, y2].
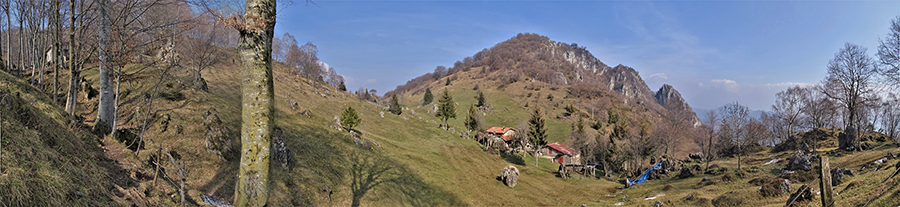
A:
[655, 84, 702, 126]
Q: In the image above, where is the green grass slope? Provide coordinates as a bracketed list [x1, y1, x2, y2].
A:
[64, 47, 900, 206]
[0, 70, 115, 206]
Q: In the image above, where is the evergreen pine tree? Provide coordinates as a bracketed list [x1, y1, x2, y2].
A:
[529, 105, 547, 167]
[465, 104, 481, 133]
[445, 78, 451, 86]
[475, 91, 486, 107]
[423, 88, 433, 105]
[389, 93, 402, 115]
[341, 106, 361, 132]
[435, 88, 457, 127]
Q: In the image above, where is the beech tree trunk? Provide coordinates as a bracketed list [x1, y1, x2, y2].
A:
[96, 0, 114, 133]
[53, 0, 60, 104]
[233, 0, 276, 205]
[64, 0, 77, 116]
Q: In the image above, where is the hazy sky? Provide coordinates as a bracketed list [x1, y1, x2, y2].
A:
[275, 1, 900, 111]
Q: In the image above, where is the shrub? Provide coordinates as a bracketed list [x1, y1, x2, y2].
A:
[341, 106, 362, 132]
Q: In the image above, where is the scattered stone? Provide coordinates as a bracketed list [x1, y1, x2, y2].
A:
[831, 168, 854, 186]
[760, 178, 791, 197]
[379, 111, 384, 118]
[786, 151, 813, 171]
[158, 114, 171, 132]
[786, 185, 814, 206]
[204, 112, 232, 160]
[299, 109, 311, 118]
[677, 166, 694, 179]
[196, 77, 208, 92]
[272, 128, 293, 171]
[689, 153, 703, 160]
[653, 201, 666, 207]
[332, 116, 343, 131]
[289, 100, 298, 110]
[500, 165, 519, 187]
[701, 176, 709, 182]
[173, 124, 183, 134]
[859, 142, 873, 150]
[799, 142, 810, 153]
[838, 128, 857, 151]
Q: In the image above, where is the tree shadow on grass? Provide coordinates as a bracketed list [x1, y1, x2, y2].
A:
[501, 153, 526, 166]
[349, 150, 467, 207]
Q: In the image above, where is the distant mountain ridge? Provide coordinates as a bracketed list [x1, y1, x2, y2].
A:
[389, 33, 700, 126]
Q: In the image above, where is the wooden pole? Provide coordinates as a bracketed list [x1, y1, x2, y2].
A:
[819, 156, 833, 207]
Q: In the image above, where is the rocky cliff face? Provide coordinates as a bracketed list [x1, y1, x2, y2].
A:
[655, 84, 702, 126]
[549, 41, 657, 106]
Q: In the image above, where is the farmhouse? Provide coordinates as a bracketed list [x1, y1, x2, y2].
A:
[485, 126, 516, 141]
[541, 142, 581, 165]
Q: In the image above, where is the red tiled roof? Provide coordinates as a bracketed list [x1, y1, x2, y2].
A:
[543, 142, 579, 156]
[501, 135, 515, 141]
[486, 127, 514, 134]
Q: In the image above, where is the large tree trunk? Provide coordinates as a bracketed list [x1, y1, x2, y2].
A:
[4, 0, 9, 75]
[233, 0, 276, 205]
[96, 0, 114, 133]
[53, 0, 60, 104]
[64, 0, 77, 116]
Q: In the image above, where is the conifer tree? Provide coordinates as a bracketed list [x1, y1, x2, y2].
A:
[423, 88, 433, 105]
[436, 88, 457, 127]
[389, 93, 402, 115]
[529, 105, 547, 167]
[475, 91, 486, 107]
[341, 106, 362, 132]
[465, 104, 481, 133]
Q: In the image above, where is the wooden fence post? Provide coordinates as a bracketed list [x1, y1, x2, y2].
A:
[820, 156, 834, 207]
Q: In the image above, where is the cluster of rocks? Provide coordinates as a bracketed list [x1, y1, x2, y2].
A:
[785, 151, 816, 171]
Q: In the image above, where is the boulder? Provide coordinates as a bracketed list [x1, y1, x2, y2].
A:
[838, 128, 857, 151]
[760, 178, 792, 197]
[204, 112, 232, 160]
[677, 166, 694, 179]
[786, 185, 814, 206]
[831, 168, 854, 186]
[653, 201, 666, 207]
[799, 142, 810, 153]
[272, 128, 293, 170]
[500, 165, 519, 187]
[786, 151, 813, 171]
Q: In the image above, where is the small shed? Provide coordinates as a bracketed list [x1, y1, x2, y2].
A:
[541, 142, 581, 165]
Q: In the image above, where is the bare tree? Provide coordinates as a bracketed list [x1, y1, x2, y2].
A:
[182, 14, 223, 91]
[702, 110, 717, 172]
[822, 43, 878, 149]
[881, 93, 900, 141]
[772, 85, 807, 140]
[877, 16, 900, 88]
[720, 102, 750, 171]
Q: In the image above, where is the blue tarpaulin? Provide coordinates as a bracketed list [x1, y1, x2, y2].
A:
[626, 162, 662, 188]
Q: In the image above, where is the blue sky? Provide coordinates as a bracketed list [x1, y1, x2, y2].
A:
[274, 0, 900, 111]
